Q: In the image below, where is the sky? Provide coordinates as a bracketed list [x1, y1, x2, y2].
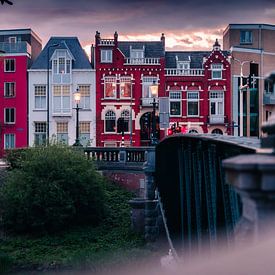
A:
[0, 0, 274, 53]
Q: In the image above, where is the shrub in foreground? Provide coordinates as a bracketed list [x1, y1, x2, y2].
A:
[0, 145, 106, 234]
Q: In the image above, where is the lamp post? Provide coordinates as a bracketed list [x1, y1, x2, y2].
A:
[233, 57, 253, 137]
[150, 80, 158, 145]
[47, 43, 59, 144]
[73, 88, 82, 147]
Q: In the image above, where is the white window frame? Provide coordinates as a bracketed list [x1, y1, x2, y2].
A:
[142, 76, 158, 98]
[8, 37, 17, 43]
[78, 85, 91, 109]
[120, 109, 130, 133]
[4, 133, 15, 149]
[130, 49, 144, 59]
[177, 62, 190, 70]
[211, 63, 223, 80]
[52, 52, 72, 75]
[101, 49, 113, 63]
[4, 82, 16, 97]
[4, 108, 15, 124]
[169, 91, 182, 117]
[34, 85, 47, 110]
[79, 121, 91, 146]
[52, 85, 71, 115]
[210, 91, 224, 116]
[120, 76, 132, 99]
[105, 110, 116, 133]
[56, 122, 69, 144]
[4, 59, 15, 72]
[34, 122, 47, 146]
[187, 92, 199, 117]
[104, 76, 117, 99]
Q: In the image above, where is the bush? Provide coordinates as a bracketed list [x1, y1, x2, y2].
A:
[0, 145, 106, 234]
[0, 252, 13, 274]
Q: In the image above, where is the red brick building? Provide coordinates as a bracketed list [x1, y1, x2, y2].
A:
[93, 31, 166, 147]
[0, 29, 42, 155]
[165, 40, 232, 135]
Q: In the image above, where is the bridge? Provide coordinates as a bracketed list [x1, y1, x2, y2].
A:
[84, 122, 275, 256]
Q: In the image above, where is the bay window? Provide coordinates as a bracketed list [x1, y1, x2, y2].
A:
[53, 85, 70, 114]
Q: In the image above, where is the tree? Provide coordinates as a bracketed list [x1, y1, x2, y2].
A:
[0, 145, 106, 234]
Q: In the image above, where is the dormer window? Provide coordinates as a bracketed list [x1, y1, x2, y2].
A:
[8, 37, 17, 43]
[53, 57, 71, 74]
[52, 50, 72, 74]
[130, 45, 145, 59]
[177, 62, 190, 70]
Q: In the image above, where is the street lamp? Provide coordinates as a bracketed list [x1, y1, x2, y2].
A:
[73, 88, 82, 147]
[232, 57, 253, 137]
[47, 43, 60, 144]
[150, 80, 158, 145]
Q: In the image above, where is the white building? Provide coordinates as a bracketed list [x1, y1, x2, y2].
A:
[28, 37, 96, 146]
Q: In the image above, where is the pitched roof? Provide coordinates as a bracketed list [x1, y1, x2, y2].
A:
[31, 37, 91, 69]
[118, 41, 165, 58]
[165, 50, 230, 68]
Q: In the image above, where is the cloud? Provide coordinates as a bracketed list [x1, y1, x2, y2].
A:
[0, 0, 274, 50]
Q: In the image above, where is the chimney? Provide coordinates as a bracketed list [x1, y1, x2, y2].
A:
[114, 31, 118, 46]
[91, 44, 95, 69]
[161, 33, 165, 47]
[95, 31, 100, 46]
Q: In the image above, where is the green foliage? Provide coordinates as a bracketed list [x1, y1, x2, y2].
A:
[0, 183, 145, 272]
[0, 145, 106, 234]
[0, 252, 13, 274]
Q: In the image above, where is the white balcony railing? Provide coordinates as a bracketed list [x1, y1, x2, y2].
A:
[165, 68, 204, 76]
[124, 58, 160, 65]
[141, 97, 159, 107]
[209, 115, 225, 124]
[99, 39, 115, 46]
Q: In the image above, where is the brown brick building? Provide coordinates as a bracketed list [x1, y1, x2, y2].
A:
[223, 24, 275, 137]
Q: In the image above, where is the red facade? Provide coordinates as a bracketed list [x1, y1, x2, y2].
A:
[0, 55, 28, 155]
[94, 32, 166, 147]
[94, 35, 232, 147]
[0, 29, 42, 155]
[165, 42, 232, 135]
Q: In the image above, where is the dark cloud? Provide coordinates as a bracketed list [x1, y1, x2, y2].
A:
[0, 0, 274, 50]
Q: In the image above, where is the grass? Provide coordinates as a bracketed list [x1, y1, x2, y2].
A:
[0, 183, 149, 273]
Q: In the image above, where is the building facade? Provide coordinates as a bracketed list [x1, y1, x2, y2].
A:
[28, 37, 96, 147]
[165, 40, 231, 135]
[223, 24, 275, 137]
[93, 32, 166, 147]
[0, 29, 42, 155]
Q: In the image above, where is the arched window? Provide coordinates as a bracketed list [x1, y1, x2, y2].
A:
[121, 110, 130, 132]
[105, 110, 116, 133]
[189, 129, 198, 134]
[212, 128, 223, 135]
